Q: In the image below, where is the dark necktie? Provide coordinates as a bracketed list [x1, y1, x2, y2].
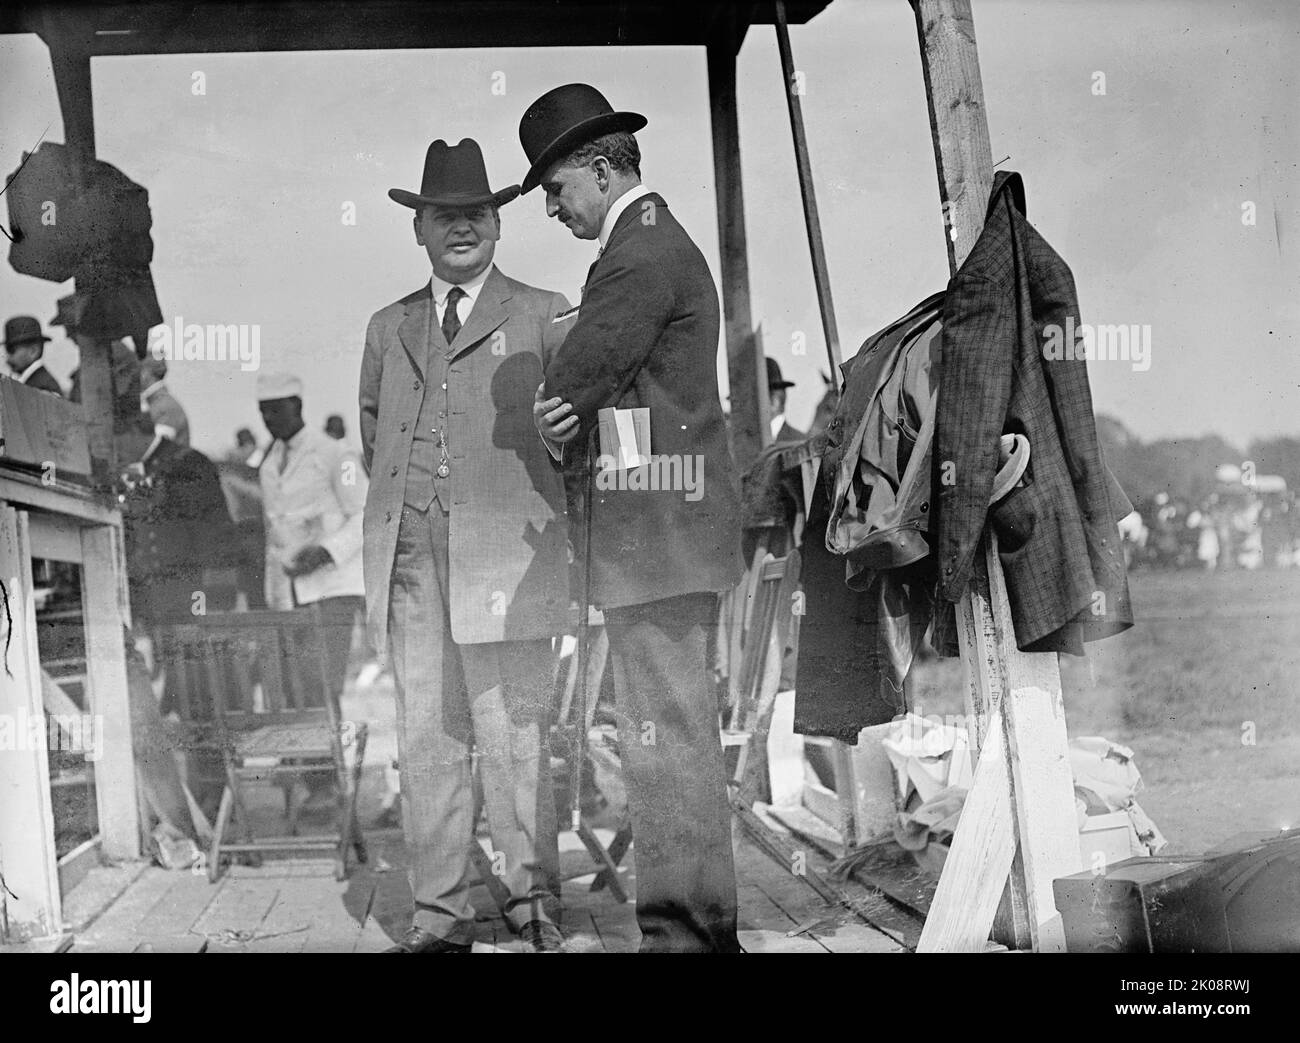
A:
[441, 286, 465, 345]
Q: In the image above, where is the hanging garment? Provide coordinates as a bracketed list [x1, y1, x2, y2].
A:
[795, 296, 953, 743]
[823, 293, 944, 584]
[795, 481, 929, 742]
[935, 170, 1133, 654]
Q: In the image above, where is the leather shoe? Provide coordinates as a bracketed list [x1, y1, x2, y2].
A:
[519, 920, 568, 953]
[384, 926, 471, 953]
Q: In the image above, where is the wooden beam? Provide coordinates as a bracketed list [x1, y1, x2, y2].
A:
[71, 333, 118, 489]
[0, 507, 63, 942]
[13, 1, 836, 56]
[984, 537, 1077, 951]
[0, 472, 120, 527]
[954, 547, 1031, 945]
[48, 46, 95, 158]
[39, 9, 97, 158]
[38, 14, 121, 488]
[917, 705, 1017, 950]
[708, 13, 769, 471]
[773, 0, 842, 376]
[910, 0, 1079, 953]
[80, 524, 139, 859]
[910, 0, 993, 273]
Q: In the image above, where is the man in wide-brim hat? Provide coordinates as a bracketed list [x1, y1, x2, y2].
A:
[3, 315, 63, 395]
[360, 137, 574, 953]
[524, 83, 745, 953]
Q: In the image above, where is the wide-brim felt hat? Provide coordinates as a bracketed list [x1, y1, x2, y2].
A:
[3, 315, 51, 349]
[766, 357, 796, 390]
[388, 138, 520, 210]
[518, 83, 647, 193]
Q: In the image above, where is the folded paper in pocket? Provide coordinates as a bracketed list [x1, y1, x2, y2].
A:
[597, 406, 651, 471]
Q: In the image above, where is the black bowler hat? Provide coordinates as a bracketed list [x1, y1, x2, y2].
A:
[3, 315, 51, 350]
[388, 138, 520, 211]
[518, 83, 647, 194]
[766, 357, 795, 391]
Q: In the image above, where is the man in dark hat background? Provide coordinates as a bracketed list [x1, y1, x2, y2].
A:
[3, 316, 64, 395]
[524, 83, 744, 952]
[359, 137, 573, 953]
[766, 356, 806, 446]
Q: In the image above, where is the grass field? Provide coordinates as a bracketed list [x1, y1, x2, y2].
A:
[341, 566, 1300, 862]
[909, 566, 1300, 854]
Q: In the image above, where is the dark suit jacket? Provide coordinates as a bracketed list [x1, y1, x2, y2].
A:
[21, 364, 63, 396]
[123, 439, 238, 624]
[544, 191, 742, 609]
[936, 171, 1132, 654]
[774, 421, 806, 445]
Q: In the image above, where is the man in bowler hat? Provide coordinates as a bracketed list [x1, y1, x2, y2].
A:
[766, 357, 806, 445]
[522, 83, 744, 952]
[3, 316, 63, 395]
[359, 138, 572, 953]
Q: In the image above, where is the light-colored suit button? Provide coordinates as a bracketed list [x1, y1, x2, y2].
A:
[390, 466, 398, 476]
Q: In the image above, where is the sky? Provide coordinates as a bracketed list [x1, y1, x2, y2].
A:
[1, 0, 1296, 457]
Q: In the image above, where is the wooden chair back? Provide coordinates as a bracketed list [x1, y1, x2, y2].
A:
[728, 549, 802, 734]
[165, 606, 337, 735]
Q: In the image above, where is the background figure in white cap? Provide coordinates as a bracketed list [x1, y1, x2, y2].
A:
[257, 371, 368, 806]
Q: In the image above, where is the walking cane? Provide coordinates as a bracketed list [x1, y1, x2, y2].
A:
[570, 430, 597, 831]
[562, 433, 627, 901]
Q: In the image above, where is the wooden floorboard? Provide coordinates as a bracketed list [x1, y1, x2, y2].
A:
[247, 867, 349, 954]
[132, 872, 222, 937]
[766, 802, 927, 949]
[61, 814, 902, 952]
[72, 866, 184, 946]
[737, 883, 830, 953]
[191, 874, 281, 952]
[59, 861, 150, 932]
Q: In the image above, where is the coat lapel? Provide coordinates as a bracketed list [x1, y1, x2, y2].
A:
[582, 191, 664, 293]
[396, 286, 432, 382]
[603, 191, 663, 255]
[448, 266, 511, 361]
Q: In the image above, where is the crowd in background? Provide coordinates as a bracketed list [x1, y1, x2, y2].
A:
[1123, 489, 1299, 572]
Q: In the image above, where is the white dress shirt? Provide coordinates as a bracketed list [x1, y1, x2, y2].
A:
[260, 424, 367, 609]
[770, 413, 787, 441]
[430, 262, 491, 328]
[599, 184, 654, 252]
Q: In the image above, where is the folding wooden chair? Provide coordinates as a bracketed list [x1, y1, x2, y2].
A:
[165, 606, 368, 882]
[723, 548, 803, 804]
[724, 533, 773, 710]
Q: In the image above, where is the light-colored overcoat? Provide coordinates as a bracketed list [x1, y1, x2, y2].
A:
[359, 265, 573, 654]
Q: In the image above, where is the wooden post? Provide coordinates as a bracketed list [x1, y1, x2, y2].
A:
[80, 525, 140, 858]
[773, 0, 842, 377]
[708, 10, 769, 470]
[911, 0, 1079, 953]
[42, 17, 119, 487]
[0, 507, 63, 941]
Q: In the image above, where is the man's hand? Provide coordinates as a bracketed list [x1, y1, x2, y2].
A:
[285, 544, 333, 578]
[534, 382, 580, 445]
